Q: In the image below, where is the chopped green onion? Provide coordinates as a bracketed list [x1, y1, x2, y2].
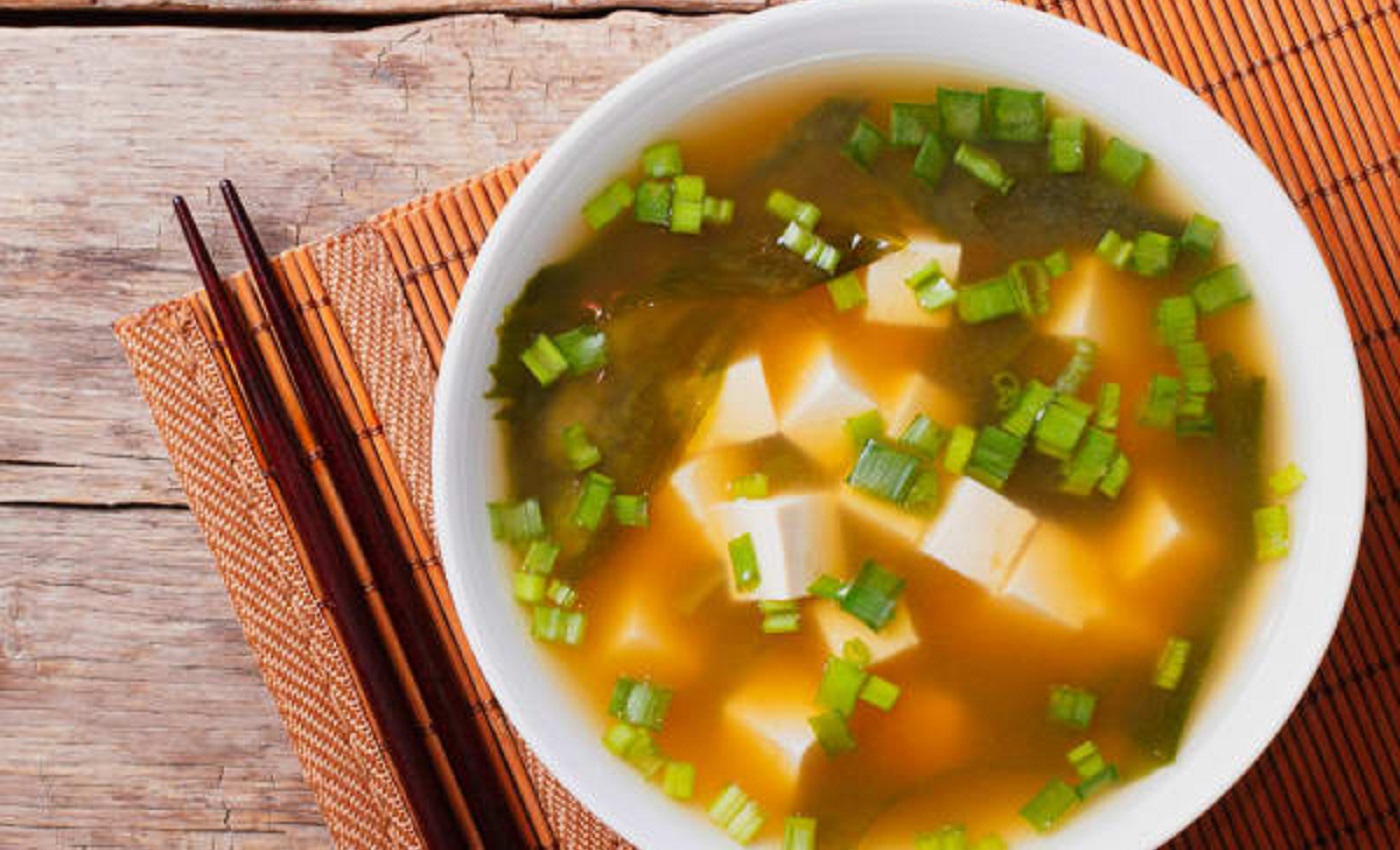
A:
[602, 721, 664, 777]
[1061, 427, 1118, 496]
[532, 605, 586, 645]
[938, 88, 985, 141]
[1067, 740, 1109, 782]
[1095, 382, 1121, 430]
[1076, 764, 1119, 800]
[673, 174, 704, 203]
[1019, 779, 1080, 833]
[728, 472, 769, 500]
[1044, 248, 1072, 277]
[1095, 229, 1134, 270]
[582, 179, 635, 230]
[859, 674, 901, 711]
[915, 277, 958, 312]
[1098, 452, 1132, 498]
[891, 102, 939, 147]
[609, 676, 674, 731]
[915, 825, 968, 850]
[1254, 504, 1290, 561]
[1048, 685, 1097, 729]
[1192, 264, 1252, 314]
[1156, 295, 1198, 347]
[901, 414, 950, 459]
[972, 835, 1009, 850]
[1269, 462, 1307, 496]
[1131, 231, 1179, 277]
[765, 190, 821, 229]
[827, 272, 866, 312]
[759, 600, 801, 634]
[842, 637, 872, 667]
[845, 409, 887, 450]
[783, 815, 817, 850]
[847, 440, 923, 504]
[545, 578, 577, 608]
[562, 423, 602, 472]
[1002, 380, 1055, 438]
[958, 267, 1040, 325]
[777, 222, 842, 274]
[966, 426, 1026, 490]
[1054, 338, 1098, 396]
[641, 141, 683, 178]
[1176, 340, 1216, 395]
[488, 498, 545, 544]
[613, 493, 649, 528]
[703, 196, 735, 226]
[634, 180, 672, 226]
[1048, 115, 1087, 174]
[670, 199, 704, 235]
[994, 370, 1023, 412]
[662, 760, 696, 801]
[840, 560, 906, 631]
[728, 533, 762, 593]
[1154, 636, 1193, 690]
[1138, 374, 1181, 429]
[1176, 408, 1215, 438]
[552, 326, 609, 375]
[987, 87, 1047, 142]
[817, 655, 867, 717]
[843, 117, 888, 170]
[913, 133, 950, 184]
[708, 783, 766, 845]
[521, 539, 560, 575]
[513, 571, 547, 603]
[954, 143, 1015, 194]
[808, 574, 845, 601]
[572, 472, 615, 531]
[809, 709, 856, 756]
[1035, 395, 1093, 461]
[1097, 137, 1150, 189]
[521, 335, 569, 386]
[944, 425, 978, 475]
[1180, 212, 1220, 257]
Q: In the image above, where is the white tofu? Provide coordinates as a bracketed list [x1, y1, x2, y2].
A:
[863, 238, 963, 328]
[812, 599, 920, 664]
[1115, 485, 1184, 581]
[669, 449, 753, 535]
[723, 663, 818, 790]
[1045, 258, 1101, 338]
[778, 348, 875, 463]
[602, 586, 703, 685]
[1002, 524, 1105, 629]
[689, 354, 779, 453]
[880, 372, 968, 434]
[839, 487, 928, 546]
[919, 478, 1037, 593]
[708, 493, 841, 601]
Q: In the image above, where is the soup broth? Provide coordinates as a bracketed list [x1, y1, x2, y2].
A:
[487, 69, 1282, 847]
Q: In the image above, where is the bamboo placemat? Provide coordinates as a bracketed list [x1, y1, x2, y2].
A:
[114, 1, 1398, 847]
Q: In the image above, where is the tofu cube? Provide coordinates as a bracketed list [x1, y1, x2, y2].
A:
[919, 478, 1037, 592]
[1045, 257, 1101, 338]
[689, 354, 779, 453]
[778, 348, 876, 464]
[600, 585, 703, 686]
[669, 449, 753, 536]
[863, 237, 964, 328]
[723, 659, 820, 796]
[880, 372, 968, 435]
[709, 493, 841, 601]
[812, 599, 920, 664]
[1001, 524, 1105, 629]
[839, 487, 928, 546]
[1115, 485, 1184, 581]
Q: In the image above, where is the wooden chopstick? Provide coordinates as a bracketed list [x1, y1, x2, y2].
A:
[172, 196, 472, 850]
[219, 182, 553, 850]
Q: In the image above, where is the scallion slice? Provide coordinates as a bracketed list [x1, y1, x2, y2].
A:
[1098, 452, 1132, 498]
[1048, 115, 1087, 173]
[572, 471, 616, 531]
[957, 272, 1024, 324]
[954, 143, 1015, 194]
[1175, 340, 1216, 395]
[915, 825, 968, 850]
[1067, 740, 1109, 782]
[634, 180, 672, 226]
[913, 133, 950, 184]
[1094, 229, 1134, 270]
[532, 605, 586, 645]
[938, 88, 985, 141]
[817, 656, 867, 717]
[673, 174, 705, 203]
[809, 709, 856, 756]
[987, 86, 1047, 142]
[783, 815, 817, 850]
[641, 141, 683, 178]
[663, 761, 696, 801]
[847, 440, 923, 504]
[1076, 764, 1119, 800]
[842, 638, 872, 667]
[1054, 338, 1098, 396]
[670, 199, 704, 235]
[845, 409, 887, 450]
[729, 472, 770, 500]
[916, 277, 958, 312]
[1061, 427, 1118, 496]
[1154, 636, 1193, 690]
[1138, 374, 1181, 429]
[1095, 382, 1121, 430]
[891, 102, 940, 147]
[562, 423, 602, 472]
[766, 189, 821, 229]
[1180, 212, 1220, 257]
[840, 559, 905, 631]
[513, 571, 547, 604]
[1254, 504, 1290, 561]
[827, 272, 866, 312]
[728, 532, 762, 593]
[1048, 685, 1097, 729]
[944, 425, 978, 475]
[1002, 380, 1055, 439]
[1268, 462, 1306, 496]
[488, 498, 545, 544]
[1192, 264, 1252, 314]
[1019, 779, 1080, 833]
[613, 493, 649, 528]
[966, 426, 1026, 490]
[521, 539, 560, 575]
[521, 334, 569, 386]
[1097, 137, 1150, 189]
[759, 599, 801, 635]
[1156, 295, 1198, 347]
[859, 674, 901, 711]
[708, 783, 765, 845]
[843, 117, 888, 170]
[582, 179, 635, 230]
[808, 574, 845, 601]
[777, 222, 842, 274]
[1131, 231, 1178, 277]
[552, 326, 609, 375]
[1043, 247, 1072, 277]
[609, 676, 674, 731]
[545, 578, 577, 608]
[1035, 395, 1093, 461]
[703, 196, 735, 226]
[901, 414, 950, 459]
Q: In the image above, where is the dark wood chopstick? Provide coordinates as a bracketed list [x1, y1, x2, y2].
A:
[218, 181, 552, 850]
[172, 196, 472, 850]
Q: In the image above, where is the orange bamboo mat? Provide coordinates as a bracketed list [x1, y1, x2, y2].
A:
[114, 1, 1398, 847]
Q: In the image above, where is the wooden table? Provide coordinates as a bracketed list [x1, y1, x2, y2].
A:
[0, 7, 736, 845]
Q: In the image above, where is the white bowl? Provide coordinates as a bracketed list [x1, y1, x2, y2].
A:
[433, 1, 1366, 847]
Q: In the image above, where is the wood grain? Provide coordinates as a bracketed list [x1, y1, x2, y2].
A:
[0, 12, 724, 847]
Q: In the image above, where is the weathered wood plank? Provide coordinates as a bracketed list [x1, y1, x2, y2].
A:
[0, 12, 726, 846]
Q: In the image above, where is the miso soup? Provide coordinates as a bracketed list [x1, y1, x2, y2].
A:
[484, 68, 1295, 848]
